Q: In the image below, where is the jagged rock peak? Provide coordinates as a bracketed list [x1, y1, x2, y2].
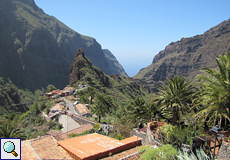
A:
[75, 48, 85, 59]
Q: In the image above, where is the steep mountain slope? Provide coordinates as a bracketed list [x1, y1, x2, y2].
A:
[103, 49, 128, 77]
[0, 0, 126, 91]
[134, 19, 230, 91]
[69, 48, 146, 99]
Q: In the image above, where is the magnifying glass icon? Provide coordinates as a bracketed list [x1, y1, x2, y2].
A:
[3, 141, 18, 157]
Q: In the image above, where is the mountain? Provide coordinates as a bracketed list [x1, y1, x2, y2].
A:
[0, 0, 126, 91]
[134, 19, 230, 92]
[69, 48, 146, 99]
[102, 49, 128, 77]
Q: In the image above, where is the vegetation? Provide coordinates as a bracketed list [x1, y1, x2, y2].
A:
[177, 148, 210, 160]
[1, 51, 230, 160]
[139, 144, 177, 160]
[0, 123, 26, 140]
[153, 76, 198, 125]
[160, 123, 204, 147]
[194, 52, 230, 129]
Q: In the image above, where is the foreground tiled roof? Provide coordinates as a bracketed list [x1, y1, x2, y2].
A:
[21, 136, 73, 160]
[102, 146, 142, 160]
[21, 141, 38, 160]
[57, 133, 142, 160]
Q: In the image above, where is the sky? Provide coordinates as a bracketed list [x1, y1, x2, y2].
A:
[34, 0, 230, 77]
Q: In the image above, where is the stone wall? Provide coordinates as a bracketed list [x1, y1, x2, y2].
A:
[132, 129, 146, 144]
[217, 142, 230, 160]
[71, 114, 97, 126]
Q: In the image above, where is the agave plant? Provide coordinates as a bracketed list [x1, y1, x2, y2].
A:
[177, 148, 211, 160]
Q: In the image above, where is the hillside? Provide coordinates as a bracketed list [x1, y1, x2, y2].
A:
[69, 48, 147, 100]
[103, 49, 128, 77]
[0, 0, 127, 91]
[134, 19, 230, 92]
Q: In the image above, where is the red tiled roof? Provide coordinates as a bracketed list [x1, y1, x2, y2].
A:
[46, 130, 63, 137]
[21, 141, 38, 160]
[21, 136, 73, 160]
[64, 87, 75, 92]
[75, 104, 91, 116]
[51, 103, 65, 111]
[57, 133, 142, 160]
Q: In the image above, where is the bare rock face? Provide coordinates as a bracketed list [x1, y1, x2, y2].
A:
[134, 19, 230, 92]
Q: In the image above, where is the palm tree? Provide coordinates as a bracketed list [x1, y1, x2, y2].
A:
[0, 123, 26, 140]
[153, 76, 198, 125]
[194, 52, 230, 128]
[127, 97, 147, 125]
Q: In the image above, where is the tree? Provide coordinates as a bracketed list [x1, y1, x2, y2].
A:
[153, 76, 198, 125]
[91, 104, 107, 123]
[46, 84, 56, 92]
[85, 87, 97, 104]
[0, 123, 26, 140]
[91, 93, 115, 122]
[80, 95, 89, 104]
[194, 52, 230, 128]
[127, 97, 147, 126]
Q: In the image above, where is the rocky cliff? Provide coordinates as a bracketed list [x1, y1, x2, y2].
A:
[0, 0, 127, 91]
[134, 19, 230, 91]
[69, 48, 147, 99]
[69, 48, 111, 88]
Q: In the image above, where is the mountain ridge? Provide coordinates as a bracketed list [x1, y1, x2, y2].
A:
[0, 0, 127, 91]
[134, 19, 230, 92]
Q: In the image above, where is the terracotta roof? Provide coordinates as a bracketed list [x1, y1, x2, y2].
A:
[59, 124, 94, 140]
[21, 136, 73, 160]
[57, 133, 142, 160]
[120, 136, 141, 144]
[102, 146, 142, 160]
[64, 87, 75, 92]
[21, 141, 38, 160]
[46, 130, 63, 137]
[50, 103, 65, 111]
[75, 104, 91, 116]
[67, 95, 77, 101]
[55, 97, 63, 103]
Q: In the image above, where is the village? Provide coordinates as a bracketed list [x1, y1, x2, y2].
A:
[21, 84, 144, 160]
[20, 84, 230, 160]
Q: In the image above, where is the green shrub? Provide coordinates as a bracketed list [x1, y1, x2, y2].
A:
[57, 123, 63, 130]
[138, 145, 151, 154]
[93, 123, 100, 131]
[139, 144, 177, 160]
[46, 108, 50, 115]
[116, 133, 124, 140]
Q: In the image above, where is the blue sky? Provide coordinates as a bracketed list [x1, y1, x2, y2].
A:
[34, 0, 230, 77]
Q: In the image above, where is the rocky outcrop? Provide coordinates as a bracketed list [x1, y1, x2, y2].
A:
[69, 48, 111, 88]
[0, 0, 126, 91]
[134, 19, 230, 92]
